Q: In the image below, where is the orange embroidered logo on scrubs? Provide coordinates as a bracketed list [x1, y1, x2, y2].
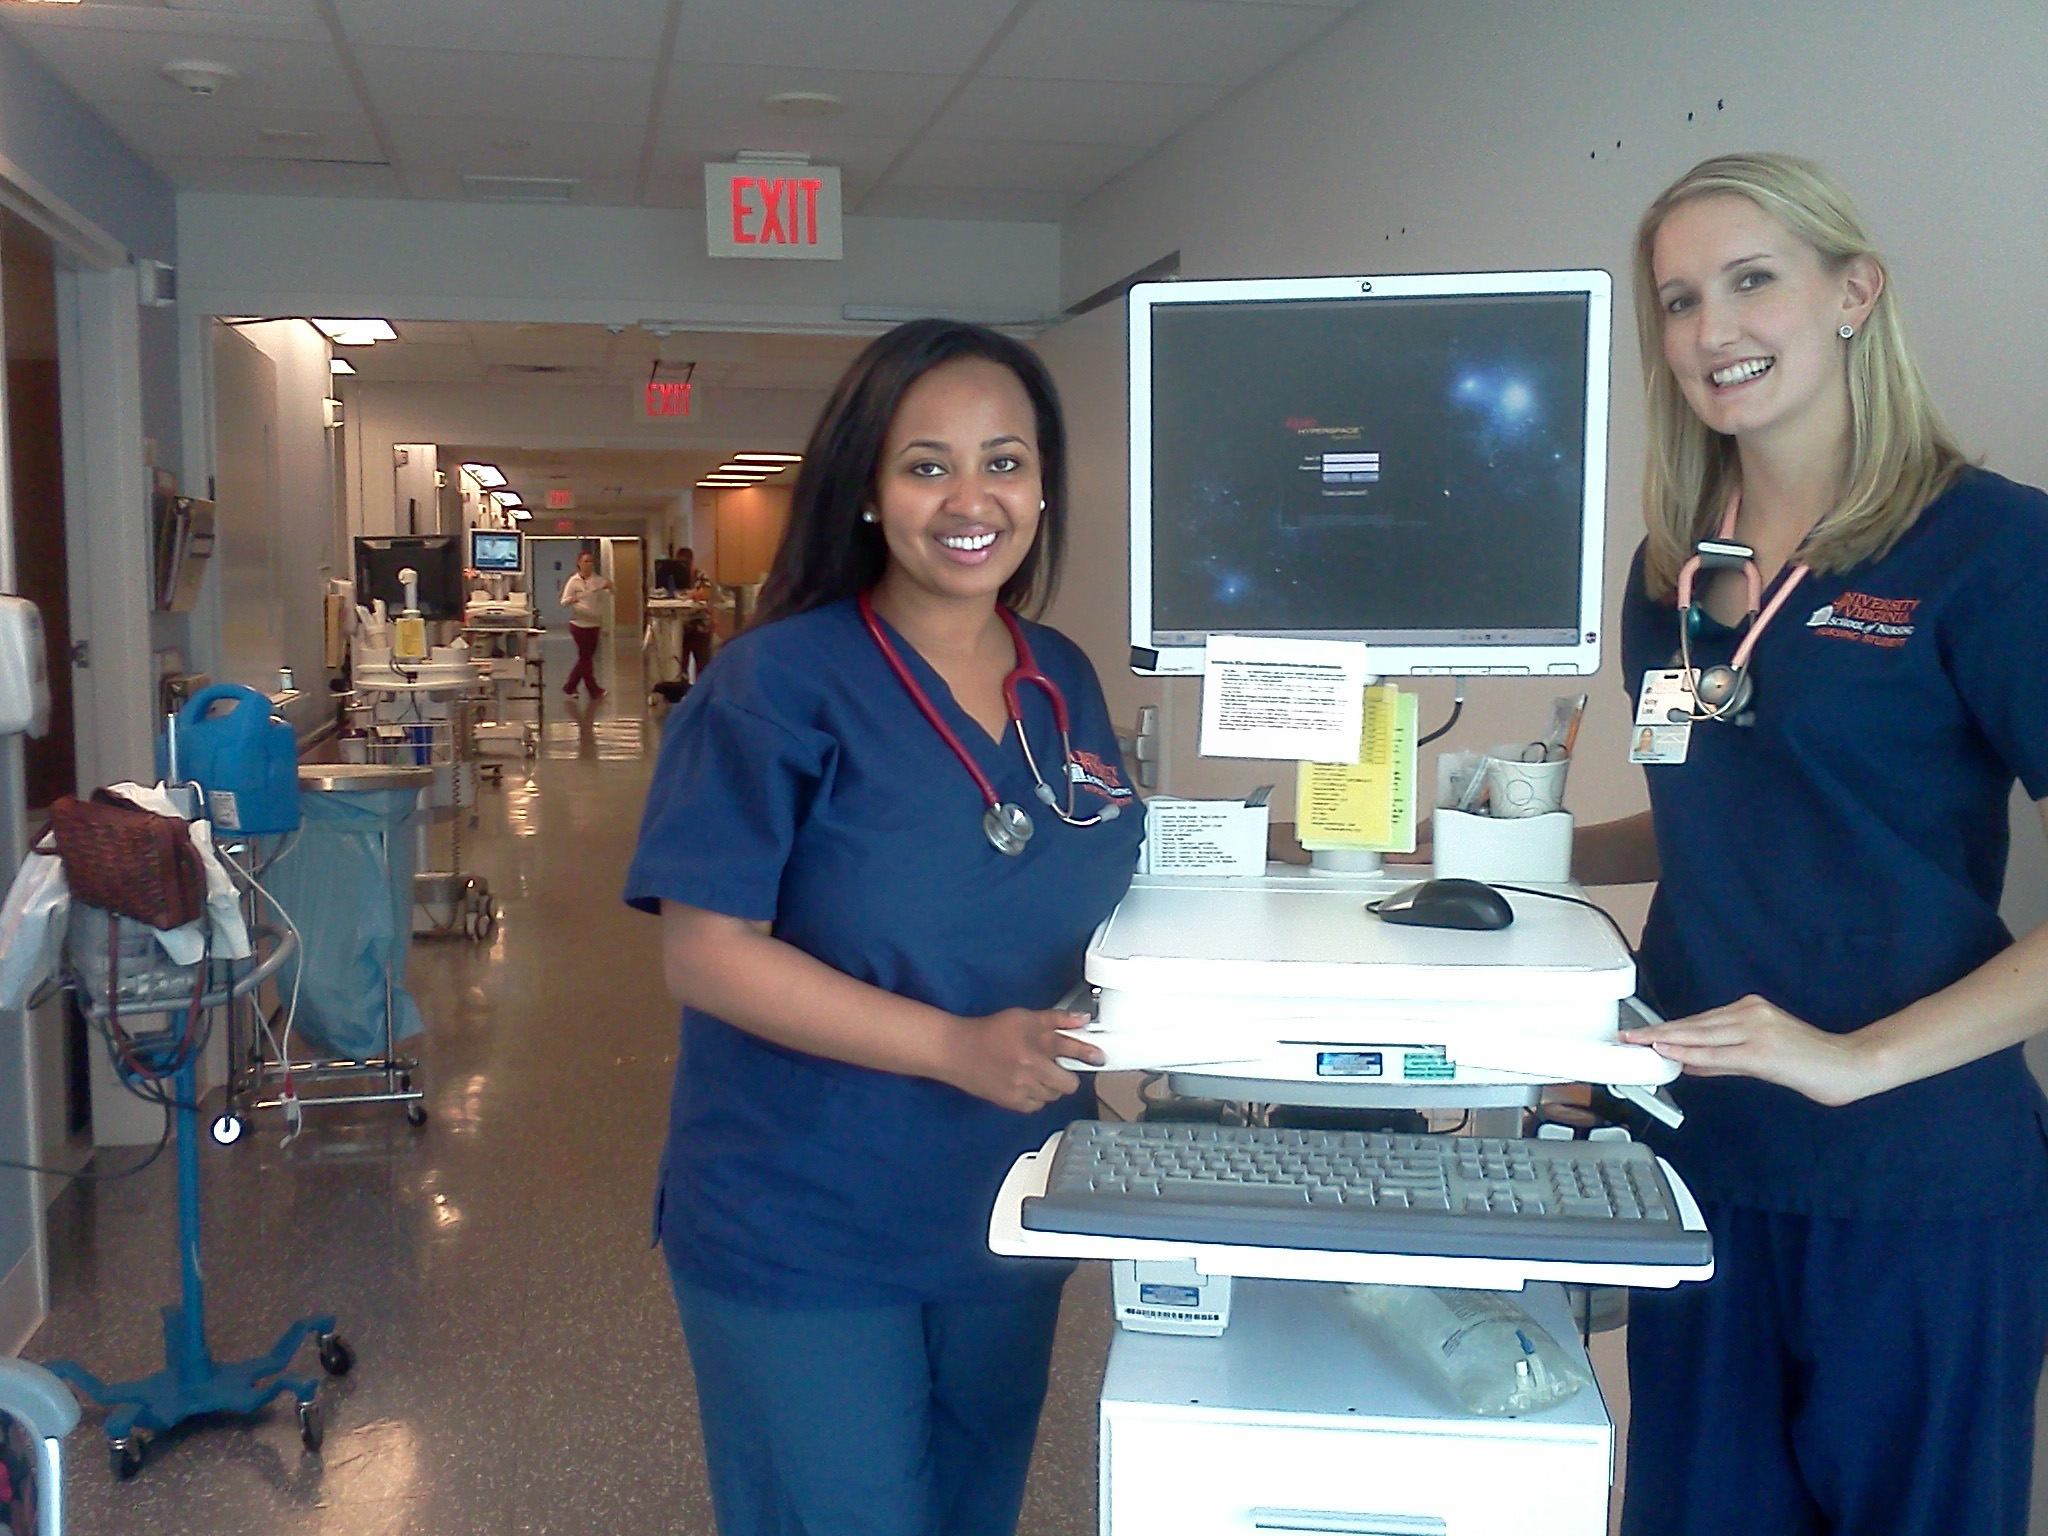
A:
[1804, 592, 1921, 649]
[1069, 750, 1133, 803]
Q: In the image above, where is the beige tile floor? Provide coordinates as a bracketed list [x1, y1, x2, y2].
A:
[27, 640, 1108, 1535]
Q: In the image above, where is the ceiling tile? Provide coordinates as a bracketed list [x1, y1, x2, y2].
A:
[5, 25, 360, 112]
[984, 0, 1343, 85]
[661, 62, 954, 142]
[673, 0, 1019, 74]
[329, 0, 673, 59]
[1, 3, 325, 42]
[383, 115, 639, 180]
[355, 47, 658, 127]
[930, 75, 1227, 146]
[650, 132, 899, 200]
[162, 155, 406, 196]
[888, 137, 1143, 195]
[88, 100, 383, 164]
[343, 342, 484, 382]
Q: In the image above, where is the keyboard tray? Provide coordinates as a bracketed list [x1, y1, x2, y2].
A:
[990, 1128, 1715, 1291]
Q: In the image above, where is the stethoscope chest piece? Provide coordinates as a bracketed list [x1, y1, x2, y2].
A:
[984, 801, 1035, 856]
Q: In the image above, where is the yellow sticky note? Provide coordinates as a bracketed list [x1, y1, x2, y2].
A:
[1296, 685, 1418, 852]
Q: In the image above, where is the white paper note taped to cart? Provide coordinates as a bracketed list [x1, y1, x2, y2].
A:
[1198, 635, 1368, 763]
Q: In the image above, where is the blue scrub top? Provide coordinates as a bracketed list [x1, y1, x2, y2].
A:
[1621, 468, 2048, 1218]
[624, 597, 1145, 1304]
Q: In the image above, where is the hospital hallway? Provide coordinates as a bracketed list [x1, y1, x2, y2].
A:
[26, 640, 1112, 1536]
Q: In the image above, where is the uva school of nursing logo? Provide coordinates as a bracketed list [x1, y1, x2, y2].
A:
[1805, 591, 1921, 649]
[1069, 750, 1134, 804]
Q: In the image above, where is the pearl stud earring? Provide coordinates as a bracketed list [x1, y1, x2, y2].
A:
[861, 508, 879, 524]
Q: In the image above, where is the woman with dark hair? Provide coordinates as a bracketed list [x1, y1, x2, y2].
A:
[625, 319, 1143, 1536]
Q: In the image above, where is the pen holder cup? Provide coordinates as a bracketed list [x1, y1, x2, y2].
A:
[1433, 808, 1573, 884]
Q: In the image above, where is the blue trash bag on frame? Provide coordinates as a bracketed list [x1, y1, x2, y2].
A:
[263, 785, 424, 1061]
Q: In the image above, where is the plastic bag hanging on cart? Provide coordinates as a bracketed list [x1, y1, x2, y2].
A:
[264, 785, 424, 1060]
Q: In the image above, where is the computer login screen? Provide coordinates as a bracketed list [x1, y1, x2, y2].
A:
[1148, 292, 1590, 645]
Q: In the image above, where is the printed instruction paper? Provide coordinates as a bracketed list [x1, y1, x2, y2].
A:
[1295, 685, 1419, 852]
[1142, 799, 1270, 876]
[1198, 635, 1370, 763]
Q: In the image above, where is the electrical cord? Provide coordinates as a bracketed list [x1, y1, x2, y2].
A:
[1416, 678, 1466, 746]
[1493, 884, 1638, 959]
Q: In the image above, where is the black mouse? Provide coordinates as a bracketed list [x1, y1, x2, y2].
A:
[1374, 877, 1514, 931]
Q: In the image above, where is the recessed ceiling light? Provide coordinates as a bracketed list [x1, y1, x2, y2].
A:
[764, 91, 843, 119]
[260, 128, 322, 147]
[731, 452, 802, 464]
[312, 318, 397, 344]
[329, 358, 356, 376]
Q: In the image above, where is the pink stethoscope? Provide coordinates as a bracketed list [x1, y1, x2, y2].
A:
[858, 590, 1123, 855]
[1673, 490, 1812, 723]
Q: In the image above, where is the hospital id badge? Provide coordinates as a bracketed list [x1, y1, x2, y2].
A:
[1631, 670, 1694, 765]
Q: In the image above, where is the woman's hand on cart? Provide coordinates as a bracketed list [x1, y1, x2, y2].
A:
[943, 1008, 1102, 1113]
[1620, 993, 1880, 1106]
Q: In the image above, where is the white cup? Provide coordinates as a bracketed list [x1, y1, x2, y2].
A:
[1484, 746, 1570, 819]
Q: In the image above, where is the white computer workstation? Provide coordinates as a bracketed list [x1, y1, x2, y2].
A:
[989, 270, 1714, 1535]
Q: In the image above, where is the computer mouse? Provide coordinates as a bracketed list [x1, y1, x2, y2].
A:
[1373, 877, 1515, 931]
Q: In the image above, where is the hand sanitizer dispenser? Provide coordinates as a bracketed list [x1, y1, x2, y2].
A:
[0, 597, 51, 738]
[392, 568, 428, 665]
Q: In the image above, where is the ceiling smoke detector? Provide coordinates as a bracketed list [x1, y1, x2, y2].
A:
[161, 59, 239, 98]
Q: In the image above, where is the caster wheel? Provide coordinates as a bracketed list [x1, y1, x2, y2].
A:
[476, 905, 498, 943]
[111, 1433, 147, 1480]
[298, 1398, 324, 1453]
[397, 1070, 413, 1093]
[317, 1333, 356, 1377]
[209, 1113, 246, 1146]
[405, 1102, 429, 1128]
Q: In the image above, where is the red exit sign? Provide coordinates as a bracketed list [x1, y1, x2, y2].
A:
[545, 488, 575, 510]
[705, 161, 842, 261]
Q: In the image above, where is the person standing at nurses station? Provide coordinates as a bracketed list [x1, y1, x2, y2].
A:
[560, 547, 611, 700]
[1572, 152, 2048, 1536]
[624, 319, 1143, 1536]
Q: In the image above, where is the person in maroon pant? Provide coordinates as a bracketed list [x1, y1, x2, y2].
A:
[559, 548, 611, 699]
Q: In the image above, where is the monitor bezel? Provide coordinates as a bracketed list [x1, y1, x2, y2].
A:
[1127, 269, 1612, 678]
[469, 527, 525, 574]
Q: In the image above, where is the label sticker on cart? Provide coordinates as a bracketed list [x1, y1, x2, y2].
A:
[207, 789, 241, 830]
[1316, 1050, 1385, 1078]
[1402, 1049, 1456, 1081]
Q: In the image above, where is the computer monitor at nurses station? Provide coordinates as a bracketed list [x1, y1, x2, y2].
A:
[1127, 270, 1612, 678]
[470, 528, 524, 574]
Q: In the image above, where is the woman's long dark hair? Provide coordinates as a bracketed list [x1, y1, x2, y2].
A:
[754, 319, 1068, 625]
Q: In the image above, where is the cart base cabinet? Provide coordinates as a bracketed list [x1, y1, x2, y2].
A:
[1100, 1281, 1611, 1536]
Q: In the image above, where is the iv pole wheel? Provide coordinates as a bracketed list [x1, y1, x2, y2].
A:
[111, 1433, 148, 1480]
[405, 1101, 429, 1127]
[209, 1111, 246, 1146]
[317, 1333, 356, 1377]
[297, 1397, 324, 1453]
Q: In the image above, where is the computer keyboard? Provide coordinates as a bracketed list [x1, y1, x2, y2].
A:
[1020, 1121, 1710, 1267]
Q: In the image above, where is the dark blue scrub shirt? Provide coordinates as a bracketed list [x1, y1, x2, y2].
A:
[1621, 468, 2048, 1218]
[625, 597, 1145, 1304]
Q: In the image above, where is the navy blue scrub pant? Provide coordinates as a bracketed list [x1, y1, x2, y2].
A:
[1623, 1201, 2048, 1536]
[671, 1271, 1067, 1536]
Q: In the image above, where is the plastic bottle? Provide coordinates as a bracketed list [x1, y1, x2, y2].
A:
[1338, 1284, 1593, 1416]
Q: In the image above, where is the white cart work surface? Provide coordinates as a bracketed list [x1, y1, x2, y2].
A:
[1081, 871, 1678, 1093]
[1101, 1279, 1611, 1536]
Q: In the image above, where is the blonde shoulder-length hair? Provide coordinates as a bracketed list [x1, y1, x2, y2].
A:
[1633, 152, 1967, 601]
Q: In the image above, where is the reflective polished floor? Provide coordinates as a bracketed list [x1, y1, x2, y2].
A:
[30, 639, 1109, 1535]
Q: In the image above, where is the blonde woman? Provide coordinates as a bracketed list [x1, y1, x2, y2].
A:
[1575, 153, 2048, 1534]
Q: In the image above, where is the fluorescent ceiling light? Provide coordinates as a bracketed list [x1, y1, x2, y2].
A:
[329, 357, 356, 376]
[510, 507, 532, 521]
[492, 490, 522, 508]
[715, 464, 778, 476]
[730, 452, 802, 464]
[698, 478, 755, 488]
[462, 463, 507, 488]
[312, 317, 397, 344]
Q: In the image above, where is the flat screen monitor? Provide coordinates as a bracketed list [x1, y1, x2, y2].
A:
[470, 528, 524, 574]
[1128, 270, 1611, 677]
[354, 535, 465, 620]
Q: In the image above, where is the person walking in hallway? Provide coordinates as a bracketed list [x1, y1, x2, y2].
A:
[561, 546, 611, 700]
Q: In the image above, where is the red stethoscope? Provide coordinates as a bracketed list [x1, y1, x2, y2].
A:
[858, 590, 1123, 855]
[1674, 490, 1812, 723]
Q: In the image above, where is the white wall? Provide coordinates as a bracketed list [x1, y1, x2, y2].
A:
[1041, 0, 2048, 939]
[175, 195, 1060, 334]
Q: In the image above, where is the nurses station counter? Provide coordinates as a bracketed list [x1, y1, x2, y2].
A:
[992, 865, 1712, 1536]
